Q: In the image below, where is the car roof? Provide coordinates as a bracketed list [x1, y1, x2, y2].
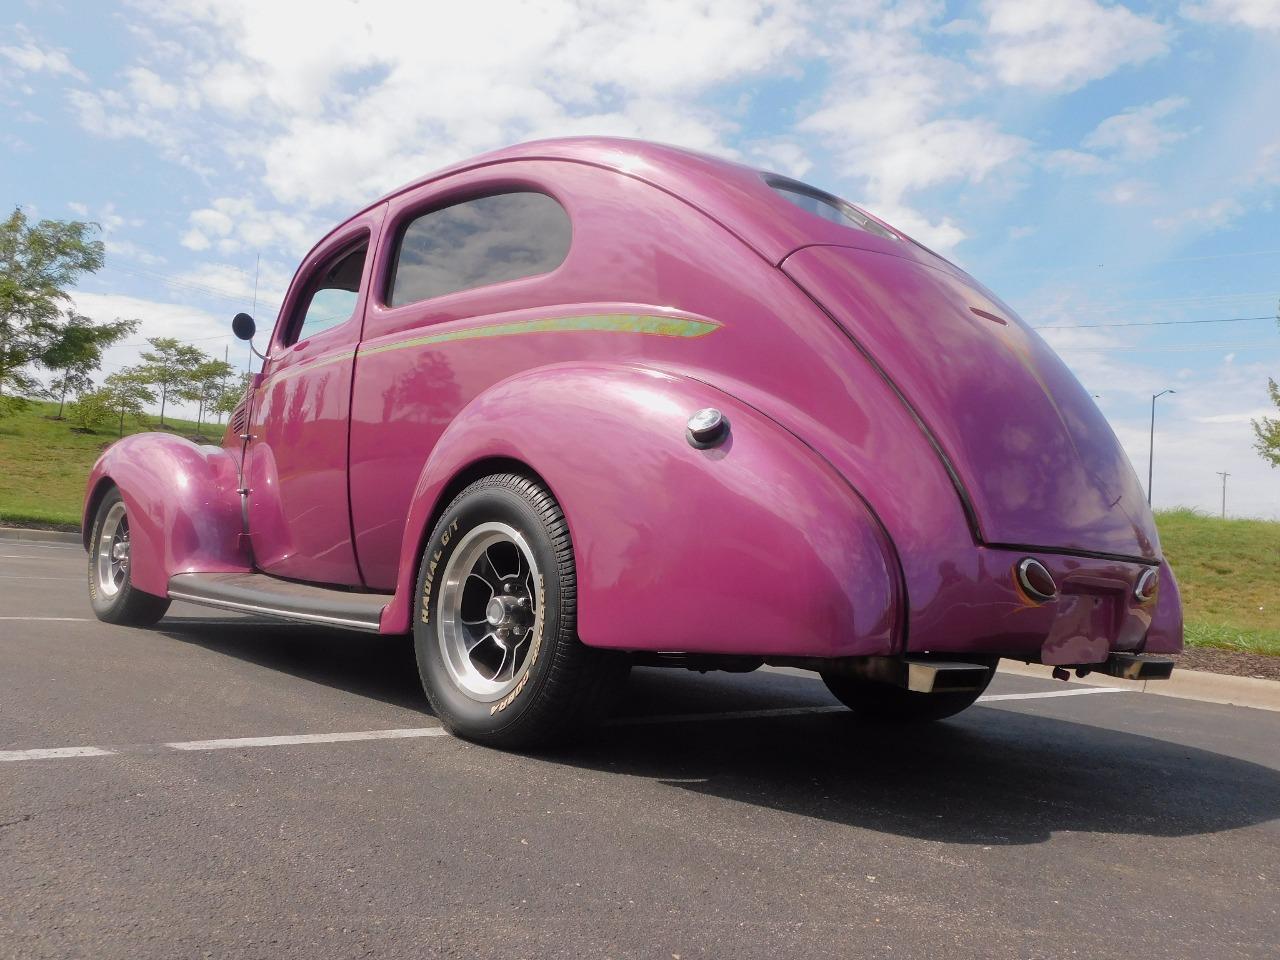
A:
[324, 136, 948, 274]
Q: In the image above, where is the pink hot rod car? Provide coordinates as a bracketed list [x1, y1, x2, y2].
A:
[84, 138, 1181, 746]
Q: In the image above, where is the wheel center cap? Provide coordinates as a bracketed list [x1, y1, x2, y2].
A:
[485, 593, 528, 630]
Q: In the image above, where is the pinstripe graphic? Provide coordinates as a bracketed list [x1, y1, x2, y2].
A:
[358, 313, 720, 358]
[259, 314, 719, 389]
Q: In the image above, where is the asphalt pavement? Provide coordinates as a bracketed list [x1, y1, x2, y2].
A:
[2, 540, 1278, 959]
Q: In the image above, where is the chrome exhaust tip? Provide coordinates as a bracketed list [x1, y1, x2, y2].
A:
[1134, 567, 1159, 604]
[1015, 557, 1057, 603]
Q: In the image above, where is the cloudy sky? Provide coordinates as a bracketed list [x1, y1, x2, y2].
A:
[3, 0, 1278, 517]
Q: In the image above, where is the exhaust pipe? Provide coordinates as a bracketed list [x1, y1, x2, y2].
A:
[1015, 557, 1057, 603]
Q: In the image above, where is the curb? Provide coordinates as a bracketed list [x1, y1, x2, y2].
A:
[999, 660, 1280, 714]
[0, 526, 82, 545]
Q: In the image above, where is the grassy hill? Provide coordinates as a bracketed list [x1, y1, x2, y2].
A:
[1155, 508, 1279, 656]
[1, 400, 1276, 655]
[0, 401, 222, 528]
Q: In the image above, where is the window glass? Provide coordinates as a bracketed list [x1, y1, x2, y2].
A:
[293, 241, 367, 342]
[766, 177, 897, 240]
[389, 192, 571, 307]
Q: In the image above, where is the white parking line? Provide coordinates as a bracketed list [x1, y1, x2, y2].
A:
[0, 616, 93, 621]
[0, 576, 81, 581]
[0, 746, 116, 762]
[166, 728, 449, 751]
[0, 686, 1131, 763]
[980, 688, 1129, 702]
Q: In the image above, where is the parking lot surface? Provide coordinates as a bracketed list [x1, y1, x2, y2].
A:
[2, 540, 1278, 959]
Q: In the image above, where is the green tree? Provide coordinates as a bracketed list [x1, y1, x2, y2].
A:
[102, 367, 156, 437]
[1253, 378, 1280, 468]
[212, 370, 251, 426]
[0, 208, 104, 416]
[138, 336, 204, 428]
[68, 388, 115, 433]
[179, 357, 235, 435]
[43, 312, 138, 418]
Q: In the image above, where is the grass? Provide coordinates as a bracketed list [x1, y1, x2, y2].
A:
[1, 402, 1276, 655]
[1154, 508, 1280, 657]
[0, 400, 221, 530]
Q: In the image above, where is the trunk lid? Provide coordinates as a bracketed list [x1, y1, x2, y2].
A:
[782, 244, 1159, 562]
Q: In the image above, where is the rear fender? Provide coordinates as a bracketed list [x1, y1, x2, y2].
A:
[82, 434, 249, 596]
[381, 363, 903, 658]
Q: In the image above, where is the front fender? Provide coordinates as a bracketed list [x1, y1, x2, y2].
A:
[83, 434, 249, 597]
[382, 363, 903, 658]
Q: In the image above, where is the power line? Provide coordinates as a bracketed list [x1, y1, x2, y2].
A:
[1054, 339, 1279, 353]
[1034, 314, 1277, 330]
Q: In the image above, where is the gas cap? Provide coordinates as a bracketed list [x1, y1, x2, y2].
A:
[687, 407, 729, 448]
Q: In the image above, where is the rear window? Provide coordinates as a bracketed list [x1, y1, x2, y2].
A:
[388, 191, 571, 307]
[765, 176, 896, 241]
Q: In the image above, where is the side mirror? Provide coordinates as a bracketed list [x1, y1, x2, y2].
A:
[232, 312, 256, 341]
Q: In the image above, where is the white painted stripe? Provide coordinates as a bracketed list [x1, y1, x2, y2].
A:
[0, 686, 1132, 763]
[166, 727, 450, 751]
[0, 616, 93, 621]
[980, 687, 1129, 702]
[0, 575, 81, 581]
[0, 616, 281, 625]
[0, 746, 115, 762]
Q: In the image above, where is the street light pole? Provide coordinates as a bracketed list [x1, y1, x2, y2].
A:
[1148, 389, 1175, 506]
[1217, 471, 1230, 518]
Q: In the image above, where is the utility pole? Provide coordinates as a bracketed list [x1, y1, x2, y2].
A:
[1148, 389, 1175, 506]
[1217, 471, 1229, 519]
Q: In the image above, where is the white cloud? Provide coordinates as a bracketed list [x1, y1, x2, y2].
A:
[180, 197, 325, 259]
[1182, 0, 1280, 30]
[93, 0, 807, 211]
[797, 4, 1027, 252]
[747, 140, 814, 179]
[1083, 97, 1190, 162]
[977, 0, 1170, 92]
[1154, 197, 1247, 231]
[1043, 148, 1112, 175]
[105, 238, 166, 268]
[1099, 178, 1157, 205]
[0, 33, 86, 81]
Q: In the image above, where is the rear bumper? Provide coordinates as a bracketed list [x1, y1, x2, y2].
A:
[906, 547, 1183, 662]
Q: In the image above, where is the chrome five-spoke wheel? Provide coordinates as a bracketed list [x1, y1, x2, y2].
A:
[87, 489, 170, 626]
[94, 500, 131, 599]
[437, 522, 543, 702]
[412, 473, 629, 748]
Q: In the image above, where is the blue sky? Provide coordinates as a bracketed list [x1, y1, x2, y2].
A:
[2, 0, 1278, 517]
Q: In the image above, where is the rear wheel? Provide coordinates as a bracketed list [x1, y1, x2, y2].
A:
[413, 473, 628, 749]
[87, 489, 171, 626]
[821, 658, 997, 723]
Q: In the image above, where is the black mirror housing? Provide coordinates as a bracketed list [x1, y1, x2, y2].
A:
[232, 312, 256, 341]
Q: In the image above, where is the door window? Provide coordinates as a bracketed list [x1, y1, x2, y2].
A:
[388, 191, 571, 307]
[289, 240, 368, 344]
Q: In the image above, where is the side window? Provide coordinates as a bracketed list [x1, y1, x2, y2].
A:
[764, 175, 897, 241]
[290, 240, 368, 343]
[388, 191, 571, 307]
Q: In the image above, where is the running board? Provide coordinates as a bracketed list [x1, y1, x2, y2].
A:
[167, 572, 388, 632]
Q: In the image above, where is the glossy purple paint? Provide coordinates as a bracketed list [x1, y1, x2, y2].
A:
[84, 137, 1181, 664]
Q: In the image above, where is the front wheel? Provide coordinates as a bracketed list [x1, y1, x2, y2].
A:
[87, 489, 171, 626]
[821, 658, 997, 723]
[412, 474, 628, 749]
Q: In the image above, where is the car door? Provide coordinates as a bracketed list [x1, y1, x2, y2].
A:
[244, 205, 384, 586]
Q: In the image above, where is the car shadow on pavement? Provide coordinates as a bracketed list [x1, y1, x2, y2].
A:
[567, 669, 1280, 848]
[156, 618, 431, 713]
[154, 619, 1280, 848]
